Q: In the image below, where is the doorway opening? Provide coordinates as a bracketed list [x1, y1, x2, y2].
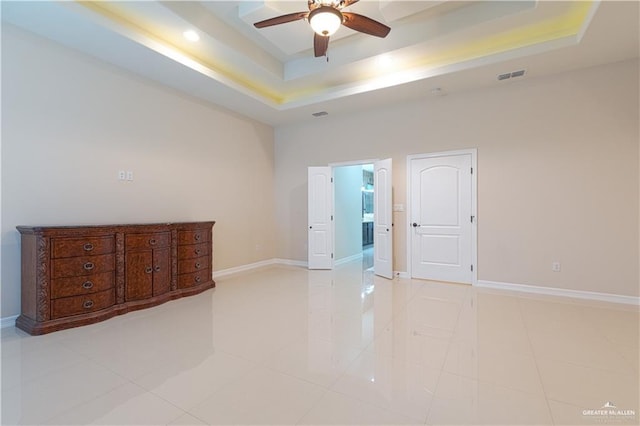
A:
[308, 158, 392, 278]
[334, 163, 374, 270]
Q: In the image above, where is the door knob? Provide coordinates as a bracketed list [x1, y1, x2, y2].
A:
[412, 223, 419, 227]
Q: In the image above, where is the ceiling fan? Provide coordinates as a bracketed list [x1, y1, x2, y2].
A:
[253, 0, 391, 58]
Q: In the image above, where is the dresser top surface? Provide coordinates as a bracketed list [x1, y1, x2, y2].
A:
[17, 221, 216, 235]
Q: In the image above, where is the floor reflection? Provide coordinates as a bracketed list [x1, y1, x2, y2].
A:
[1, 256, 638, 425]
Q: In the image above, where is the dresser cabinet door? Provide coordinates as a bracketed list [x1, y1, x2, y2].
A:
[126, 248, 171, 300]
[152, 247, 170, 296]
[126, 251, 153, 301]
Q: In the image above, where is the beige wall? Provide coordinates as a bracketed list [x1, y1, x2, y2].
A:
[275, 59, 640, 297]
[1, 25, 276, 317]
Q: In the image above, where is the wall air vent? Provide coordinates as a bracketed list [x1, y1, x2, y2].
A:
[312, 111, 328, 117]
[497, 69, 526, 81]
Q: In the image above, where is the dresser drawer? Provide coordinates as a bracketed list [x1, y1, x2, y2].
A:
[51, 254, 115, 279]
[51, 271, 114, 299]
[126, 232, 170, 250]
[51, 288, 116, 319]
[177, 242, 209, 260]
[177, 229, 209, 245]
[52, 236, 115, 258]
[178, 269, 210, 289]
[178, 255, 209, 274]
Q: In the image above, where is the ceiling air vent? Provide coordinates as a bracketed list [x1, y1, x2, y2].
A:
[497, 69, 526, 81]
[312, 111, 329, 117]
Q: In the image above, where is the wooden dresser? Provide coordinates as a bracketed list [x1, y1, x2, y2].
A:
[16, 221, 215, 335]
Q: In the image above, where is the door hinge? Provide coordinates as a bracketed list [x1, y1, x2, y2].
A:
[331, 253, 334, 259]
[331, 177, 333, 183]
[471, 215, 475, 223]
[471, 167, 473, 174]
[331, 215, 334, 221]
[471, 264, 474, 272]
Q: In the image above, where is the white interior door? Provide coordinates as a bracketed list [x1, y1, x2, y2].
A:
[308, 167, 333, 269]
[410, 154, 473, 283]
[374, 158, 393, 279]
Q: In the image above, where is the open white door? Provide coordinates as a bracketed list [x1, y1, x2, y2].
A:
[374, 158, 393, 279]
[308, 167, 333, 269]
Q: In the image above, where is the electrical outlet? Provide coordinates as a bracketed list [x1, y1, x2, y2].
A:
[125, 171, 134, 181]
[552, 262, 561, 272]
[118, 170, 126, 180]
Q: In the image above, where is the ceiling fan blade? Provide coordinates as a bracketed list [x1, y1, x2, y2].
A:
[254, 12, 308, 28]
[342, 12, 390, 38]
[314, 33, 329, 57]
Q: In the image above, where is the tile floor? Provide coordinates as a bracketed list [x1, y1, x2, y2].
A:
[1, 254, 638, 425]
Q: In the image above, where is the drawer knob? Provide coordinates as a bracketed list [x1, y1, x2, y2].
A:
[195, 249, 201, 255]
[83, 262, 95, 271]
[195, 262, 201, 269]
[83, 243, 94, 251]
[149, 238, 157, 245]
[154, 265, 160, 272]
[82, 281, 94, 289]
[195, 275, 202, 283]
[145, 266, 153, 274]
[83, 300, 94, 309]
[194, 234, 201, 241]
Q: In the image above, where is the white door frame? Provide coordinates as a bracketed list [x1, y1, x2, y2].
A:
[406, 149, 478, 285]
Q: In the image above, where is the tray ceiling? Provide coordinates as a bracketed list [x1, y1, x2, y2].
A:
[2, 1, 639, 125]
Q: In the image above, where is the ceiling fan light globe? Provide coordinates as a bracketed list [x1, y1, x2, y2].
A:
[309, 7, 342, 36]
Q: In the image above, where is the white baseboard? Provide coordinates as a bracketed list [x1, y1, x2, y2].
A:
[335, 253, 363, 266]
[1, 314, 18, 329]
[477, 280, 640, 306]
[214, 259, 279, 278]
[273, 258, 308, 267]
[215, 258, 308, 279]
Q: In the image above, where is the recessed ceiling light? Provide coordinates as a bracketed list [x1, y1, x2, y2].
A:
[183, 30, 200, 42]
